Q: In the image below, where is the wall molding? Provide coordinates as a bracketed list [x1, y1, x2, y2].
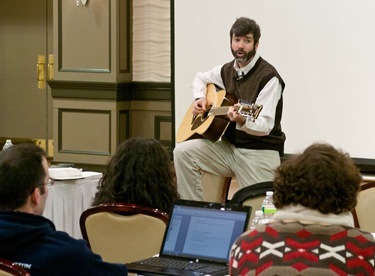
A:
[48, 80, 172, 101]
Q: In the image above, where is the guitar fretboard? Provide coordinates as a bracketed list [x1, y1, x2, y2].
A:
[207, 106, 230, 116]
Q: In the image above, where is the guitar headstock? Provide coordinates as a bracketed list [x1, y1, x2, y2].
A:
[238, 103, 263, 122]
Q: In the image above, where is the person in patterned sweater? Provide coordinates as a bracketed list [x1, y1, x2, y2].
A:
[229, 142, 375, 275]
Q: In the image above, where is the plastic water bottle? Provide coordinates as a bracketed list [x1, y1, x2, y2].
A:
[250, 210, 264, 230]
[2, 139, 13, 150]
[262, 191, 277, 221]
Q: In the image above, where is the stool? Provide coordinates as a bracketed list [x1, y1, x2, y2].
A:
[202, 172, 232, 203]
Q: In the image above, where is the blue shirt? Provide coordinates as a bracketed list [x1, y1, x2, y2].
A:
[0, 211, 127, 276]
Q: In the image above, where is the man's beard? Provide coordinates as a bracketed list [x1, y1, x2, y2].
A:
[232, 48, 256, 64]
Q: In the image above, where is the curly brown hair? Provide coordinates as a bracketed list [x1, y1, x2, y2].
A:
[273, 143, 361, 214]
[230, 17, 261, 44]
[92, 137, 179, 212]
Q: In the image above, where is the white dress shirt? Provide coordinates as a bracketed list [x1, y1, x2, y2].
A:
[191, 52, 283, 136]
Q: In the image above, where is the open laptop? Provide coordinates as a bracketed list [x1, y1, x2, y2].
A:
[127, 199, 251, 276]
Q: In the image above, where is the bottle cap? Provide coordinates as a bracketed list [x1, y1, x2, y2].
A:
[6, 139, 11, 143]
[266, 191, 273, 195]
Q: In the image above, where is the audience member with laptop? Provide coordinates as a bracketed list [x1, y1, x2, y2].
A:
[127, 199, 251, 275]
[230, 142, 375, 275]
[0, 144, 127, 275]
[93, 137, 180, 213]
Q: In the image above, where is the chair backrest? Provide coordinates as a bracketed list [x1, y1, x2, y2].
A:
[79, 203, 168, 264]
[230, 181, 274, 223]
[0, 259, 30, 276]
[352, 181, 375, 232]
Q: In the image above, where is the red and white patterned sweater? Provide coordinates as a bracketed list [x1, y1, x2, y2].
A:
[229, 221, 375, 275]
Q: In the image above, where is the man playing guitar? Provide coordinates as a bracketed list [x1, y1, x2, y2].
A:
[174, 17, 285, 200]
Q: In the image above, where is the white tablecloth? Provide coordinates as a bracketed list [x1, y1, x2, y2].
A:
[43, 171, 102, 239]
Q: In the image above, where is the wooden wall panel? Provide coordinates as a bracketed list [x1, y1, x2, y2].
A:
[53, 98, 131, 165]
[60, 0, 111, 72]
[53, 0, 131, 82]
[60, 110, 111, 154]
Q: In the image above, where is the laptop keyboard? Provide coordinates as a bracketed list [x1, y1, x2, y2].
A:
[138, 257, 227, 273]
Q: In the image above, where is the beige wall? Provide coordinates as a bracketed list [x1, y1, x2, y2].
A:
[132, 0, 170, 82]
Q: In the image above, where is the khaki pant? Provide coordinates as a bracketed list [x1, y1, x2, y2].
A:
[173, 139, 280, 200]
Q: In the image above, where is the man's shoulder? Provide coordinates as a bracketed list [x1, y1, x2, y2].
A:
[28, 232, 126, 274]
[255, 57, 278, 73]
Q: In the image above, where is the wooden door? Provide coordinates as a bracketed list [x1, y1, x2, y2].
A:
[0, 0, 53, 152]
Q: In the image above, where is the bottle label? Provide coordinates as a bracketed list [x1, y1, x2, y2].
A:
[262, 205, 277, 215]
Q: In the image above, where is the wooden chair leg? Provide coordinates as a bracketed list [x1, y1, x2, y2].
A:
[351, 208, 360, 228]
[221, 177, 232, 203]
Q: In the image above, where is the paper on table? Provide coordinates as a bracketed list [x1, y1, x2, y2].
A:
[48, 167, 84, 180]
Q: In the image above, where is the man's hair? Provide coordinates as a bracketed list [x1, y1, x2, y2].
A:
[93, 137, 179, 212]
[230, 17, 261, 44]
[273, 143, 362, 214]
[0, 143, 47, 210]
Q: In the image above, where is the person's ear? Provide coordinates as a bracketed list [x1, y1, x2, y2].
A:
[255, 41, 259, 51]
[30, 187, 41, 205]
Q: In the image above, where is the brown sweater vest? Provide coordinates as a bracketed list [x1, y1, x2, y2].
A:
[221, 57, 285, 155]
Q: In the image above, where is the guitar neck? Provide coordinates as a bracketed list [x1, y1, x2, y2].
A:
[208, 104, 263, 119]
[208, 106, 229, 116]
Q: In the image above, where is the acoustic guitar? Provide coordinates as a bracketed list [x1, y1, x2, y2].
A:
[176, 84, 263, 143]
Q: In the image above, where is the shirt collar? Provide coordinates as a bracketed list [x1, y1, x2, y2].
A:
[233, 51, 260, 76]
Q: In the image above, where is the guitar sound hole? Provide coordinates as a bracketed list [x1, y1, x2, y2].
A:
[200, 106, 212, 121]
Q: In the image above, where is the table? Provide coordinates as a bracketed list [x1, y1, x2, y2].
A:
[43, 171, 102, 239]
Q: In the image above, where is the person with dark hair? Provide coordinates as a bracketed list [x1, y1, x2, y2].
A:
[93, 137, 179, 212]
[174, 17, 285, 200]
[229, 142, 375, 275]
[0, 144, 127, 275]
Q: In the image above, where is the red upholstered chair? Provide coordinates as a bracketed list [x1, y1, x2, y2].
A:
[0, 258, 30, 276]
[80, 203, 168, 264]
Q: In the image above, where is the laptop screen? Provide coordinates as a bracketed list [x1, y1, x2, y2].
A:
[160, 200, 251, 263]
